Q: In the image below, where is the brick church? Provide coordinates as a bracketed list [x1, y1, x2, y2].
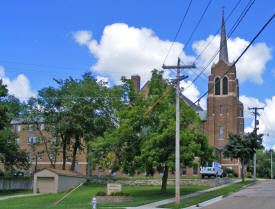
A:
[202, 13, 244, 175]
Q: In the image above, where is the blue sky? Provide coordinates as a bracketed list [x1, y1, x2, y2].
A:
[0, 0, 275, 148]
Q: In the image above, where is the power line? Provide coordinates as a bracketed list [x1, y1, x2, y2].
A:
[181, 0, 213, 54]
[162, 0, 193, 66]
[193, 0, 243, 64]
[193, 13, 275, 105]
[184, 0, 256, 92]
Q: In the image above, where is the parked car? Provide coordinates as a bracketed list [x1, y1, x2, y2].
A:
[200, 162, 223, 178]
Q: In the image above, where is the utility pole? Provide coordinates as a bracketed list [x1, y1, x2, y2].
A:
[248, 107, 264, 180]
[163, 58, 195, 205]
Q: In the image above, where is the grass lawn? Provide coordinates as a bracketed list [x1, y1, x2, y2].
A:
[0, 189, 32, 197]
[0, 183, 210, 209]
[159, 180, 254, 208]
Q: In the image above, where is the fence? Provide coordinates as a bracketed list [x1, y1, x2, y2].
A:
[0, 177, 33, 191]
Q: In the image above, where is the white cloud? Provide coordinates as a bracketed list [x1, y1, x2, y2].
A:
[0, 66, 36, 101]
[73, 23, 195, 86]
[181, 80, 206, 110]
[240, 95, 275, 149]
[96, 76, 110, 87]
[192, 35, 272, 84]
[72, 31, 92, 46]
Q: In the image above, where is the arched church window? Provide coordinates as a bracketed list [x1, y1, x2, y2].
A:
[215, 77, 220, 95]
[223, 77, 228, 95]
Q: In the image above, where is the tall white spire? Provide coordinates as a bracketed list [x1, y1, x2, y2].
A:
[219, 9, 229, 63]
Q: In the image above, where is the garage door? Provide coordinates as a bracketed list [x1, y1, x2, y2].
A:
[37, 177, 55, 193]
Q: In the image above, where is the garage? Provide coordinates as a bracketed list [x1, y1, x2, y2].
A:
[37, 177, 55, 193]
[33, 168, 86, 194]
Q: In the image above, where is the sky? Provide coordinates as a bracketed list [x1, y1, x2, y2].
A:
[0, 0, 275, 149]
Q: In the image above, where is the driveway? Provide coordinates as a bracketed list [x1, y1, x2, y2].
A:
[202, 180, 275, 209]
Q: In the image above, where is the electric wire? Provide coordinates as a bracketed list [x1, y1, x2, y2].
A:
[192, 13, 275, 106]
[184, 0, 256, 92]
[181, 0, 213, 54]
[162, 0, 193, 66]
[193, 0, 243, 64]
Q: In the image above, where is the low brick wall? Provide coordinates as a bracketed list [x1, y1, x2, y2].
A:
[0, 177, 33, 191]
[96, 196, 133, 202]
[89, 178, 231, 187]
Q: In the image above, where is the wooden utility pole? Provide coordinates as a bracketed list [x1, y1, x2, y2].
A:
[162, 58, 195, 205]
[248, 107, 264, 180]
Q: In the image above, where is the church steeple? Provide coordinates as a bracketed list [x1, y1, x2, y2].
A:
[219, 10, 229, 63]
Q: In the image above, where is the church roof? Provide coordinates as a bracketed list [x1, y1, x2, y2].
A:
[180, 93, 203, 112]
[219, 11, 229, 63]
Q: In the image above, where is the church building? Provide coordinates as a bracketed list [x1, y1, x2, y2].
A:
[203, 13, 244, 175]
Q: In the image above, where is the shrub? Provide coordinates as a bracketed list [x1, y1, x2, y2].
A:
[110, 191, 130, 196]
[228, 174, 234, 178]
[223, 168, 233, 177]
[245, 172, 253, 178]
[95, 191, 106, 196]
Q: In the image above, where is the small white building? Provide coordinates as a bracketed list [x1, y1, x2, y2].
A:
[33, 168, 86, 194]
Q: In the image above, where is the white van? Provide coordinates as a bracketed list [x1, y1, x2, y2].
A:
[200, 162, 223, 178]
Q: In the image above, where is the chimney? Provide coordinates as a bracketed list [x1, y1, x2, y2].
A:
[131, 75, 140, 94]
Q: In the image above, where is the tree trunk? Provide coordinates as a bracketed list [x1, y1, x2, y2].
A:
[70, 137, 80, 171]
[86, 146, 92, 177]
[62, 136, 67, 170]
[241, 159, 245, 182]
[161, 165, 169, 194]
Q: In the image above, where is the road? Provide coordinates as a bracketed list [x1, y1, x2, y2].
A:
[202, 180, 275, 209]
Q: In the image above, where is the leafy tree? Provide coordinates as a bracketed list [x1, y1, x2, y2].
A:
[91, 70, 214, 193]
[247, 149, 275, 178]
[0, 129, 29, 171]
[224, 131, 263, 182]
[0, 80, 29, 171]
[25, 73, 117, 174]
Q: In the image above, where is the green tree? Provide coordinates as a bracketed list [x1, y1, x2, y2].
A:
[224, 131, 263, 182]
[91, 70, 214, 193]
[247, 149, 274, 178]
[25, 73, 117, 173]
[0, 80, 29, 171]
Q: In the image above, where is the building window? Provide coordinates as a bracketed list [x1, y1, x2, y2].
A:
[40, 124, 44, 131]
[17, 125, 21, 132]
[222, 77, 228, 95]
[49, 153, 54, 160]
[51, 137, 56, 144]
[219, 126, 223, 140]
[219, 105, 223, 115]
[215, 77, 220, 95]
[16, 138, 20, 145]
[182, 167, 186, 175]
[29, 124, 33, 131]
[37, 153, 43, 160]
[27, 137, 37, 144]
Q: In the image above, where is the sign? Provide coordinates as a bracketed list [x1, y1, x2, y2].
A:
[107, 183, 121, 195]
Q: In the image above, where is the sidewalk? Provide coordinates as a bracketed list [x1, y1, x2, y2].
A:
[124, 179, 241, 209]
[0, 193, 41, 201]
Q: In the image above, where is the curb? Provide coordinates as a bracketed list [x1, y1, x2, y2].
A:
[183, 196, 223, 208]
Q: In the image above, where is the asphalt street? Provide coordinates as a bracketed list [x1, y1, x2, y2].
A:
[202, 180, 275, 209]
